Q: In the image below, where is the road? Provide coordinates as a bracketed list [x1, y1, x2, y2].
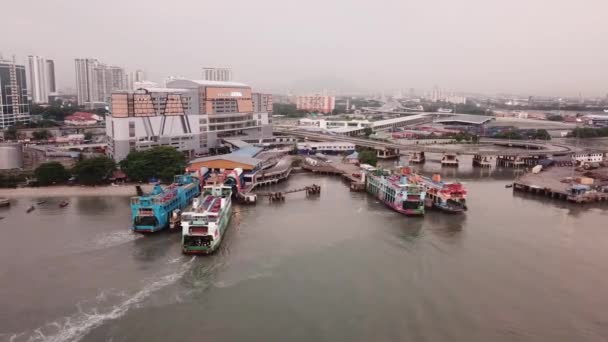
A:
[274, 127, 574, 156]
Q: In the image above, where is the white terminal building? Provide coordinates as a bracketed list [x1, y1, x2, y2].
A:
[105, 79, 273, 161]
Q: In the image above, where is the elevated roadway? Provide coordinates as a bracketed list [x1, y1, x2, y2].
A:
[275, 127, 574, 156]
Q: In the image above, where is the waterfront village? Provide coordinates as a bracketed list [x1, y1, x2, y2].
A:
[2, 63, 608, 253]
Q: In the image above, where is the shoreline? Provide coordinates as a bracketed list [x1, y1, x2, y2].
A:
[0, 184, 154, 198]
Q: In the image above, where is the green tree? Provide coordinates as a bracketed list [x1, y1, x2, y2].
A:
[72, 156, 116, 185]
[471, 135, 480, 144]
[547, 115, 563, 121]
[32, 130, 52, 140]
[34, 162, 70, 186]
[4, 126, 18, 141]
[534, 129, 551, 140]
[363, 127, 373, 137]
[120, 146, 186, 183]
[358, 149, 378, 166]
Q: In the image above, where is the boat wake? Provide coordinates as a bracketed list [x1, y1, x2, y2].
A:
[91, 230, 143, 250]
[5, 257, 196, 342]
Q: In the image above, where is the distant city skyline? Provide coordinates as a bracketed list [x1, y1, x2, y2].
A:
[1, 0, 607, 97]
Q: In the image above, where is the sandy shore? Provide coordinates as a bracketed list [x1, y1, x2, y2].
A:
[0, 184, 154, 198]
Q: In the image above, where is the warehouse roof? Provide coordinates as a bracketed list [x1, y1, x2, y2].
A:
[434, 115, 495, 125]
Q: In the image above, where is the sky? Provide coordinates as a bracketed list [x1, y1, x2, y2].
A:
[1, 0, 607, 97]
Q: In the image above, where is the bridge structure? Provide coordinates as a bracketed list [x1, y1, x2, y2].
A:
[274, 127, 574, 157]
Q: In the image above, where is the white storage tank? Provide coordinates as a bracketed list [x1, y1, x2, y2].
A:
[0, 143, 23, 170]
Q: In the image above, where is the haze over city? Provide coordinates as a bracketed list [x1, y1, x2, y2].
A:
[1, 0, 606, 96]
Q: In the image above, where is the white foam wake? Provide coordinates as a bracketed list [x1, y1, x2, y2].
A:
[6, 257, 196, 342]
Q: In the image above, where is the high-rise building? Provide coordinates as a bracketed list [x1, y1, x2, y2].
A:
[296, 95, 335, 114]
[135, 69, 145, 82]
[0, 58, 30, 128]
[202, 67, 232, 82]
[106, 79, 272, 161]
[27, 55, 49, 104]
[46, 60, 56, 93]
[125, 69, 145, 90]
[75, 58, 126, 105]
[75, 58, 99, 105]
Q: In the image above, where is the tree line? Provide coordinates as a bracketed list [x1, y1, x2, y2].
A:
[567, 127, 608, 138]
[32, 146, 186, 187]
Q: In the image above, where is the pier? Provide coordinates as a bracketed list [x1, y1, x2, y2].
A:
[257, 184, 322, 202]
[513, 167, 608, 204]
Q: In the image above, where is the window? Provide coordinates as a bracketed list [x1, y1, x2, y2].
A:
[128, 121, 135, 138]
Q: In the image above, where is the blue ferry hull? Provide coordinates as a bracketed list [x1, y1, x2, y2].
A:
[131, 174, 200, 233]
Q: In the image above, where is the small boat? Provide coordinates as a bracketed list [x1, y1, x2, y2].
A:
[37, 200, 47, 205]
[0, 198, 10, 207]
[26, 206, 35, 213]
[505, 184, 513, 188]
[59, 201, 69, 208]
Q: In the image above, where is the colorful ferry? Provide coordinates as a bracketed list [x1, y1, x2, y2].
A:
[181, 185, 233, 254]
[366, 169, 426, 216]
[407, 172, 467, 214]
[130, 174, 200, 233]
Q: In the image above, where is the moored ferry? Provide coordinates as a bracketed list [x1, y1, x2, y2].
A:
[181, 185, 233, 254]
[130, 174, 200, 233]
[408, 172, 467, 213]
[366, 169, 426, 216]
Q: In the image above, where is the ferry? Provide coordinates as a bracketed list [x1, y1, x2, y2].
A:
[366, 169, 426, 216]
[181, 185, 233, 254]
[130, 174, 200, 233]
[408, 172, 467, 214]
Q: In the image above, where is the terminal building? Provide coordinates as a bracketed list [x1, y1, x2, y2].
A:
[105, 79, 273, 161]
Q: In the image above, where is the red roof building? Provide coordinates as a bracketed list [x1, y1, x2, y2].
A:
[64, 112, 101, 126]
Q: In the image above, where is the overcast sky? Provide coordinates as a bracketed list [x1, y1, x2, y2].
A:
[1, 0, 606, 96]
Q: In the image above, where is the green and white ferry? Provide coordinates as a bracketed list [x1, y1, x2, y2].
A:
[181, 185, 233, 254]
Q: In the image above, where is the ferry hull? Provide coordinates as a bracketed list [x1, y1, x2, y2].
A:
[182, 201, 232, 255]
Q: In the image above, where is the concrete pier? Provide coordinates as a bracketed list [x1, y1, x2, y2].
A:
[513, 167, 608, 204]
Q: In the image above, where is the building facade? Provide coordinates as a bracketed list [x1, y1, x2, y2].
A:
[202, 67, 232, 82]
[46, 60, 56, 93]
[75, 58, 126, 106]
[296, 95, 335, 114]
[0, 59, 30, 128]
[106, 80, 272, 161]
[27, 55, 49, 104]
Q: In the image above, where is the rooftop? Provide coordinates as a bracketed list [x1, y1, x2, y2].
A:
[189, 154, 262, 167]
[231, 146, 263, 158]
[434, 115, 495, 125]
[166, 79, 248, 88]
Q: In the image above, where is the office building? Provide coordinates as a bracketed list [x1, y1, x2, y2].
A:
[296, 95, 335, 114]
[75, 58, 126, 106]
[202, 67, 232, 82]
[106, 79, 272, 161]
[0, 58, 30, 128]
[27, 55, 49, 104]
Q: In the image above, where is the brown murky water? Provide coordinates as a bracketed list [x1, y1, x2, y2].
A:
[2, 159, 608, 342]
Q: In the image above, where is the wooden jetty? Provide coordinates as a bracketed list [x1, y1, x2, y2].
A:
[257, 184, 322, 202]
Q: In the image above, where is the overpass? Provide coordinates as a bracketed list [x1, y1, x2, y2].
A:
[274, 127, 573, 157]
